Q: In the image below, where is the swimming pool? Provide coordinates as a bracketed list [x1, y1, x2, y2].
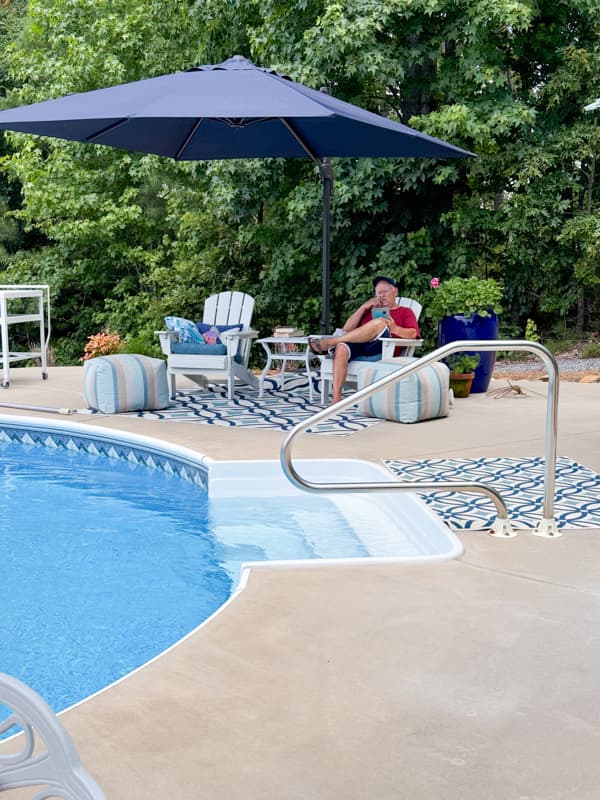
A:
[0, 415, 461, 725]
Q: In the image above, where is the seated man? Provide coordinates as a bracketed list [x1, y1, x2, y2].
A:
[309, 275, 420, 403]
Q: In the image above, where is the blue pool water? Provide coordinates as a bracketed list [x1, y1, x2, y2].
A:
[0, 436, 365, 725]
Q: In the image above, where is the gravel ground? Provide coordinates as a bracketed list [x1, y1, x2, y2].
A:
[493, 351, 600, 380]
[494, 356, 600, 374]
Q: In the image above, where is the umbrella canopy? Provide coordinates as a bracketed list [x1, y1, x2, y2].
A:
[0, 55, 473, 329]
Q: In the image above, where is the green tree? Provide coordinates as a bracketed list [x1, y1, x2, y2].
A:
[0, 0, 28, 260]
[0, 0, 201, 360]
[193, 0, 600, 336]
[1, 0, 598, 364]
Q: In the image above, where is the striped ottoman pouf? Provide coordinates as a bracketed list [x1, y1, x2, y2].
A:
[84, 354, 169, 414]
[356, 359, 450, 423]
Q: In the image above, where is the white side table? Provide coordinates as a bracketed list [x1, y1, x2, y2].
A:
[257, 336, 318, 401]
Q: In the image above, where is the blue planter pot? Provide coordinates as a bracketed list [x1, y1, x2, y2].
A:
[438, 312, 499, 393]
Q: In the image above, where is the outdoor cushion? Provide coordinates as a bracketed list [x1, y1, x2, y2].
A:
[356, 360, 450, 423]
[164, 316, 204, 344]
[195, 322, 243, 344]
[84, 354, 169, 414]
[171, 342, 228, 355]
[354, 353, 383, 363]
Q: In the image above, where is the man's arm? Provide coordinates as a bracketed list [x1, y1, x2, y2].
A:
[341, 297, 379, 331]
[388, 321, 418, 338]
[388, 307, 420, 339]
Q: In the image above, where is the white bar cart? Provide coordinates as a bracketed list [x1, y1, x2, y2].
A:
[0, 284, 51, 388]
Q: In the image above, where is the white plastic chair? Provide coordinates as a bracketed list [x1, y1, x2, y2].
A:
[319, 296, 423, 404]
[0, 671, 106, 799]
[156, 291, 259, 400]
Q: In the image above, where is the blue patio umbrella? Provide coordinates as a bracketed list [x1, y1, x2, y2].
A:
[0, 55, 473, 330]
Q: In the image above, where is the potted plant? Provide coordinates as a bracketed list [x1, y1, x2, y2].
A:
[445, 352, 481, 398]
[429, 276, 503, 393]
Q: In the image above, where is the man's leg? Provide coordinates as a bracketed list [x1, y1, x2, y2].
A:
[332, 343, 351, 404]
[310, 319, 388, 353]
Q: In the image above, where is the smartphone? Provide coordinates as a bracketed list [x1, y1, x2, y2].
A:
[372, 307, 391, 319]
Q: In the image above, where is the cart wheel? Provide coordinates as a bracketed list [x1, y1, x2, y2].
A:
[42, 372, 48, 380]
[2, 381, 9, 389]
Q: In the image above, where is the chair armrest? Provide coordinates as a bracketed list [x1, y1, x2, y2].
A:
[381, 337, 424, 360]
[155, 330, 178, 355]
[220, 328, 258, 356]
[220, 328, 259, 341]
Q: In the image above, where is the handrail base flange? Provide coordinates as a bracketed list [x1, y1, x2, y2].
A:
[533, 518, 562, 538]
[489, 518, 517, 538]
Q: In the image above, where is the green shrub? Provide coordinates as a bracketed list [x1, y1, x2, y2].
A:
[123, 335, 162, 358]
[525, 319, 540, 342]
[582, 342, 600, 359]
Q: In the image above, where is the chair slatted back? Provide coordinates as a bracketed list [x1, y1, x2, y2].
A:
[203, 291, 255, 327]
[397, 296, 422, 321]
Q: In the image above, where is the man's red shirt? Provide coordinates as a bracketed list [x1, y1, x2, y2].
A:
[360, 306, 420, 337]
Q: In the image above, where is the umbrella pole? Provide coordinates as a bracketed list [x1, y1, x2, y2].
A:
[320, 160, 334, 334]
[278, 120, 335, 333]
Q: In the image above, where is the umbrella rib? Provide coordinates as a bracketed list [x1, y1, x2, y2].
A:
[85, 118, 129, 143]
[175, 117, 271, 159]
[175, 118, 204, 159]
[280, 118, 322, 167]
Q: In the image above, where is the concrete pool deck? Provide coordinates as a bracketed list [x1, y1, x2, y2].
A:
[1, 367, 600, 799]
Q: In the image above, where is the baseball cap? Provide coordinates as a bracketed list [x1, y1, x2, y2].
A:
[373, 275, 397, 289]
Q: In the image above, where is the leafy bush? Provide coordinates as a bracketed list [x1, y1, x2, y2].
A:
[525, 319, 540, 342]
[122, 335, 161, 358]
[446, 352, 481, 374]
[582, 342, 600, 359]
[80, 329, 123, 361]
[429, 277, 503, 320]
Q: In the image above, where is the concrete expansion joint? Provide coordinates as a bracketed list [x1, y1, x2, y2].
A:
[457, 557, 600, 596]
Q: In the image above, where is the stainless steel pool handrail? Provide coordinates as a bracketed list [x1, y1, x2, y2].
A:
[280, 340, 560, 538]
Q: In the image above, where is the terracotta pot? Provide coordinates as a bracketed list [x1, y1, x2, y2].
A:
[449, 371, 475, 398]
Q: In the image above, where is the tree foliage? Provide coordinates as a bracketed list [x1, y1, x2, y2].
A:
[0, 0, 598, 363]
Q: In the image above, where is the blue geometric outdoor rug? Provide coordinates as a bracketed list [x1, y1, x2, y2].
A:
[384, 456, 600, 530]
[130, 375, 382, 436]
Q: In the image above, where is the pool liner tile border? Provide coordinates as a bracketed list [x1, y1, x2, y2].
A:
[0, 419, 209, 490]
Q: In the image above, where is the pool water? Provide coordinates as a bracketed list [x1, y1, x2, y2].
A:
[0, 439, 365, 724]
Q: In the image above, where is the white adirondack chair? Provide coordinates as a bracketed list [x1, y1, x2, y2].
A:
[156, 291, 259, 400]
[319, 296, 423, 404]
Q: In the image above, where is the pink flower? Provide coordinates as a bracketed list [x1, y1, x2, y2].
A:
[430, 277, 440, 289]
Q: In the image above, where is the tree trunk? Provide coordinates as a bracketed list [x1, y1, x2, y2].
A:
[576, 287, 585, 337]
